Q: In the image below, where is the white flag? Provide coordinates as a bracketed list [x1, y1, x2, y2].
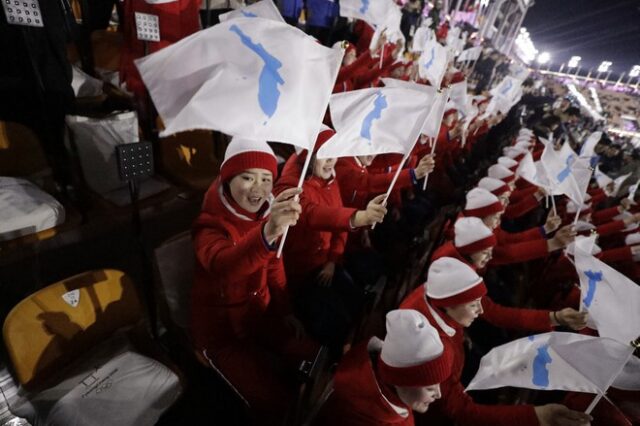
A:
[449, 80, 468, 115]
[541, 142, 592, 205]
[382, 79, 447, 138]
[457, 46, 482, 62]
[467, 332, 633, 394]
[510, 63, 530, 81]
[579, 131, 602, 159]
[574, 250, 640, 344]
[516, 152, 552, 190]
[317, 87, 434, 159]
[411, 26, 434, 53]
[490, 76, 521, 101]
[595, 168, 631, 197]
[339, 0, 400, 28]
[219, 0, 284, 23]
[135, 18, 342, 150]
[418, 40, 448, 88]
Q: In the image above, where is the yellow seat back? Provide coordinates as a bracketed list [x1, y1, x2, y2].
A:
[2, 269, 143, 389]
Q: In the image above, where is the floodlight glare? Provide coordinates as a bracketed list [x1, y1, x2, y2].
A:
[597, 61, 612, 73]
[630, 65, 640, 78]
[567, 56, 581, 68]
[537, 52, 550, 64]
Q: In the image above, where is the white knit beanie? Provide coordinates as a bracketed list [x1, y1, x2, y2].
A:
[220, 137, 277, 182]
[454, 217, 497, 254]
[378, 309, 452, 387]
[487, 164, 515, 183]
[497, 156, 519, 171]
[425, 257, 487, 307]
[504, 146, 528, 159]
[464, 187, 504, 217]
[478, 177, 510, 196]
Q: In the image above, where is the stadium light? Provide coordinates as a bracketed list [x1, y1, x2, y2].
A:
[597, 61, 612, 73]
[630, 65, 640, 78]
[567, 56, 581, 68]
[537, 52, 550, 64]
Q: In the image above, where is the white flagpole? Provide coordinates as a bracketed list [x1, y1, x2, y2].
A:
[423, 88, 449, 191]
[584, 337, 639, 415]
[551, 195, 557, 217]
[276, 149, 313, 258]
[372, 96, 436, 229]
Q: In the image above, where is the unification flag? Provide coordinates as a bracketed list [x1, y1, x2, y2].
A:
[541, 142, 592, 205]
[516, 152, 553, 190]
[467, 332, 634, 394]
[219, 0, 284, 22]
[457, 46, 481, 62]
[381, 78, 447, 138]
[594, 167, 631, 197]
[340, 0, 399, 28]
[449, 80, 468, 115]
[574, 250, 640, 345]
[135, 18, 342, 150]
[411, 25, 434, 53]
[417, 40, 448, 88]
[579, 131, 602, 159]
[317, 87, 434, 159]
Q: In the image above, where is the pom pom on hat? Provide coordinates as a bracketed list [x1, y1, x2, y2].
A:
[464, 188, 504, 217]
[497, 156, 519, 171]
[477, 177, 510, 196]
[487, 164, 516, 183]
[425, 257, 487, 307]
[454, 217, 497, 254]
[378, 309, 453, 387]
[220, 137, 278, 183]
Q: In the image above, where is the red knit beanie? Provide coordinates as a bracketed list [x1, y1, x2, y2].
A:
[220, 137, 278, 182]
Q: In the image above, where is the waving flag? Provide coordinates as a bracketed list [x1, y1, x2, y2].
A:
[135, 18, 342, 150]
[317, 87, 434, 158]
[340, 0, 400, 28]
[449, 80, 468, 115]
[219, 0, 284, 22]
[418, 40, 448, 88]
[574, 250, 640, 344]
[467, 332, 634, 393]
[541, 142, 592, 205]
[411, 26, 435, 53]
[517, 152, 553, 190]
[457, 46, 481, 62]
[594, 167, 631, 197]
[579, 131, 602, 159]
[628, 179, 640, 201]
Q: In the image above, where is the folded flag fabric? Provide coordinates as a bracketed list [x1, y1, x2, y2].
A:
[541, 142, 592, 205]
[339, 0, 399, 28]
[135, 17, 342, 150]
[579, 131, 602, 159]
[467, 332, 635, 394]
[574, 249, 640, 345]
[317, 86, 434, 159]
[219, 0, 285, 23]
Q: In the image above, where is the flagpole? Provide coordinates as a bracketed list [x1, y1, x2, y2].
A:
[276, 150, 313, 258]
[584, 336, 640, 415]
[550, 195, 557, 217]
[422, 137, 438, 190]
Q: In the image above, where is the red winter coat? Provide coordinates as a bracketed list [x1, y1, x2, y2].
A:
[335, 157, 413, 210]
[120, 0, 200, 98]
[400, 288, 539, 426]
[274, 154, 357, 285]
[316, 340, 415, 426]
[190, 179, 291, 351]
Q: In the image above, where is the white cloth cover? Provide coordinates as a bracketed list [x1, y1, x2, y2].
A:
[10, 339, 181, 426]
[0, 177, 65, 241]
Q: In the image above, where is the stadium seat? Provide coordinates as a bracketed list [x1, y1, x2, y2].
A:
[2, 269, 183, 426]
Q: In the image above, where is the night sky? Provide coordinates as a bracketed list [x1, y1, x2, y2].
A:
[522, 0, 640, 79]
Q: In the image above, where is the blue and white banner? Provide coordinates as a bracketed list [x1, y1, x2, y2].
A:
[541, 142, 592, 205]
[339, 0, 400, 28]
[317, 86, 434, 158]
[135, 18, 342, 150]
[467, 332, 634, 394]
[574, 250, 640, 344]
[219, 0, 284, 23]
[417, 40, 448, 88]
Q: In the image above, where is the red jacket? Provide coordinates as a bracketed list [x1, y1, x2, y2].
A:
[400, 288, 539, 426]
[120, 0, 200, 99]
[190, 180, 290, 350]
[275, 154, 357, 284]
[335, 157, 413, 209]
[316, 340, 415, 426]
